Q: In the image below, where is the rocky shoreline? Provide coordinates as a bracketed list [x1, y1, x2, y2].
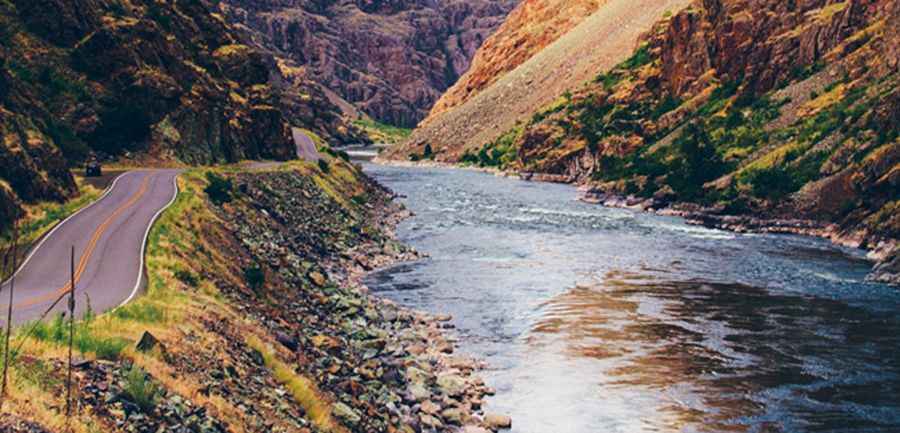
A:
[579, 187, 900, 286]
[211, 169, 513, 432]
[342, 198, 513, 433]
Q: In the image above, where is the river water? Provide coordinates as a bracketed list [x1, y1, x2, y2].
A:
[362, 164, 900, 433]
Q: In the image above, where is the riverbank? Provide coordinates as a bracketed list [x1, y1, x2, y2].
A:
[1, 160, 506, 433]
[579, 187, 900, 286]
[374, 156, 898, 286]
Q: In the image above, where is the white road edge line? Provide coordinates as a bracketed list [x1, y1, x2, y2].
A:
[118, 171, 179, 308]
[1, 171, 132, 285]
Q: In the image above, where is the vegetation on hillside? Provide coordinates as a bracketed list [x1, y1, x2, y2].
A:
[352, 118, 412, 145]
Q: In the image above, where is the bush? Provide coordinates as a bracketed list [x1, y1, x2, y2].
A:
[243, 266, 265, 290]
[123, 364, 160, 414]
[174, 269, 198, 287]
[204, 172, 233, 205]
[423, 144, 433, 159]
[743, 165, 799, 200]
[621, 44, 652, 70]
[317, 158, 330, 173]
[651, 95, 683, 120]
[666, 123, 726, 200]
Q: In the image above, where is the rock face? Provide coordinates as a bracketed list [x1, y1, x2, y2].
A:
[387, 0, 693, 160]
[218, 0, 519, 127]
[403, 0, 899, 283]
[425, 0, 605, 121]
[0, 0, 358, 231]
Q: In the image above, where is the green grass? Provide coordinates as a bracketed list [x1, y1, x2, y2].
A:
[353, 118, 412, 144]
[111, 302, 165, 323]
[28, 313, 128, 360]
[123, 364, 160, 413]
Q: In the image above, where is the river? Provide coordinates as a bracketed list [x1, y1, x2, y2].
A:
[362, 164, 900, 433]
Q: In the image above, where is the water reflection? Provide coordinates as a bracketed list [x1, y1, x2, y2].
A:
[532, 272, 900, 432]
[362, 164, 900, 433]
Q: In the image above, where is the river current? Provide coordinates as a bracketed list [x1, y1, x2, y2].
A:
[362, 164, 900, 433]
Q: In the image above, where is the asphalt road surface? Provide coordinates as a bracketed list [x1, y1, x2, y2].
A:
[0, 170, 180, 325]
[292, 128, 322, 162]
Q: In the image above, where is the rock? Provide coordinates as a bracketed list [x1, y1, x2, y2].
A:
[248, 349, 265, 366]
[420, 400, 440, 415]
[436, 374, 467, 397]
[420, 414, 444, 429]
[461, 426, 491, 433]
[217, 0, 519, 126]
[440, 407, 465, 425]
[309, 271, 327, 287]
[484, 414, 512, 430]
[332, 402, 361, 425]
[407, 382, 432, 402]
[275, 331, 298, 351]
[135, 331, 162, 353]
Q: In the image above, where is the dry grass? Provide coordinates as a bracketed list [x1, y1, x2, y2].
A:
[245, 335, 344, 433]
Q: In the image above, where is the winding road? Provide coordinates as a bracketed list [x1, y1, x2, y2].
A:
[0, 170, 180, 325]
[1, 129, 321, 325]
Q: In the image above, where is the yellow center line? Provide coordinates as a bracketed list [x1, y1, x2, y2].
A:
[13, 174, 153, 309]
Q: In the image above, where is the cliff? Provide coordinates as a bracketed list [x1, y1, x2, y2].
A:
[0, 0, 361, 232]
[218, 0, 519, 127]
[401, 0, 899, 283]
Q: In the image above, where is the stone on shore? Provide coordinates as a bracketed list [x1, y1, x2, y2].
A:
[484, 413, 512, 430]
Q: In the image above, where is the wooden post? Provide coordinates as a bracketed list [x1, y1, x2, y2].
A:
[66, 245, 75, 417]
[0, 220, 19, 409]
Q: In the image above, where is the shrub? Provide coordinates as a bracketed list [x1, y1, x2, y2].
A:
[123, 364, 160, 414]
[666, 123, 726, 200]
[651, 95, 683, 120]
[743, 165, 799, 200]
[243, 266, 265, 290]
[204, 172, 233, 205]
[621, 44, 652, 70]
[423, 144, 433, 159]
[317, 158, 330, 173]
[174, 269, 198, 287]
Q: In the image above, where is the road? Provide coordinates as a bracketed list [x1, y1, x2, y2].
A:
[0, 170, 180, 325]
[292, 128, 321, 162]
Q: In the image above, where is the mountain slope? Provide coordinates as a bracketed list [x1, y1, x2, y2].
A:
[0, 0, 355, 232]
[387, 0, 693, 159]
[218, 0, 519, 127]
[425, 0, 605, 121]
[409, 0, 899, 283]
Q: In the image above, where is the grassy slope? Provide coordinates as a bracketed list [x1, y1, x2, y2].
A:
[352, 118, 411, 145]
